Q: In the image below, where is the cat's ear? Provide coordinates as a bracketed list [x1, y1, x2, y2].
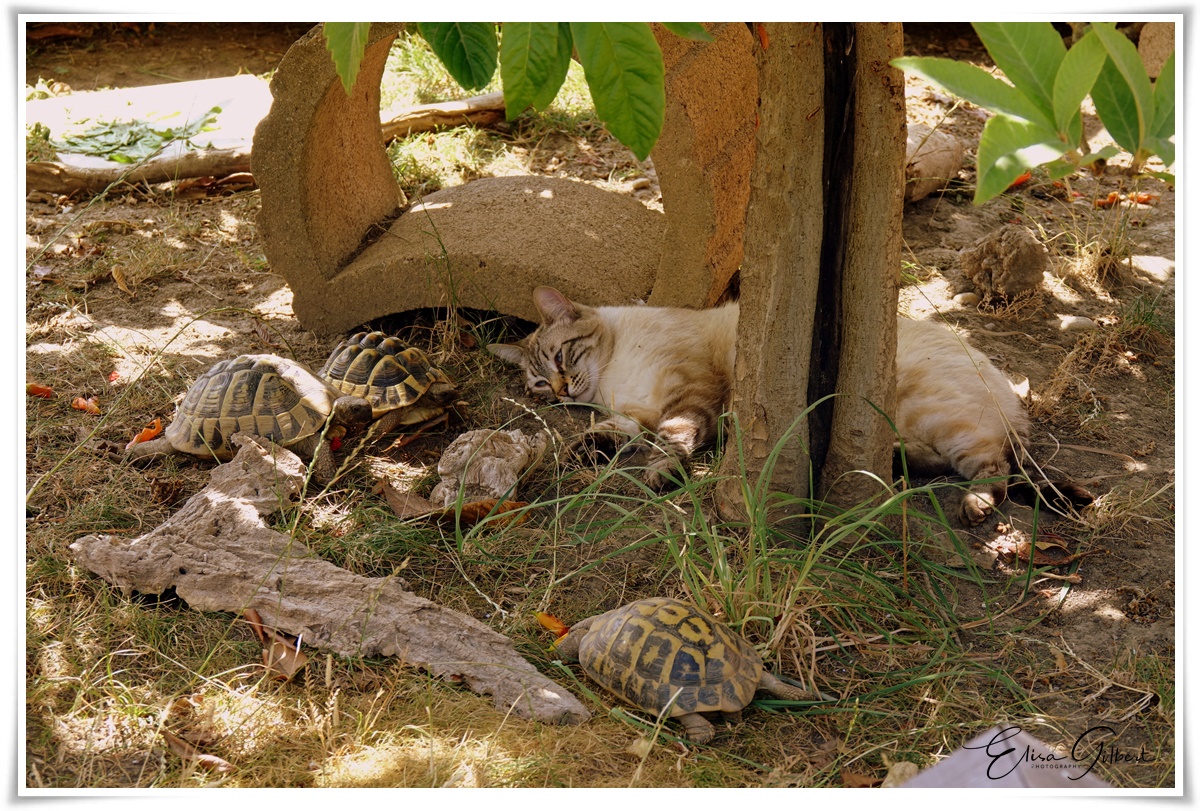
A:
[532, 286, 579, 324]
[487, 342, 528, 366]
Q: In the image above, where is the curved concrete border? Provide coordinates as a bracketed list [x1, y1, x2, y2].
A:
[253, 24, 756, 334]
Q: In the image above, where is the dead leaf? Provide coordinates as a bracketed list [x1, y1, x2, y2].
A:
[841, 768, 882, 787]
[625, 736, 654, 759]
[381, 481, 439, 519]
[160, 729, 235, 773]
[263, 634, 309, 681]
[26, 383, 55, 399]
[1013, 540, 1105, 568]
[126, 418, 163, 449]
[243, 609, 309, 681]
[111, 265, 134, 296]
[447, 499, 529, 528]
[250, 319, 284, 349]
[71, 396, 100, 415]
[880, 760, 920, 787]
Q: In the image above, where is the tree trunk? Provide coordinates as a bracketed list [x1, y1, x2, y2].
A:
[719, 22, 903, 519]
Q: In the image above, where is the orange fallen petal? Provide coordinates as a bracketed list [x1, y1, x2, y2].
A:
[536, 611, 570, 637]
[26, 383, 55, 399]
[71, 396, 101, 415]
[108, 370, 120, 383]
[126, 418, 163, 449]
[1008, 171, 1032, 189]
[1095, 191, 1121, 208]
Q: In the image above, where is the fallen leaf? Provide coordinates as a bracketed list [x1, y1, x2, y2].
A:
[26, 383, 55, 399]
[126, 418, 163, 449]
[381, 481, 439, 519]
[880, 760, 920, 787]
[626, 736, 655, 759]
[536, 611, 570, 638]
[160, 729, 235, 774]
[243, 609, 308, 681]
[446, 499, 529, 528]
[841, 768, 882, 788]
[71, 396, 100, 415]
[111, 265, 134, 296]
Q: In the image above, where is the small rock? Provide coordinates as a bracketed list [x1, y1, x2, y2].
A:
[630, 177, 652, 190]
[953, 292, 980, 307]
[1054, 315, 1097, 332]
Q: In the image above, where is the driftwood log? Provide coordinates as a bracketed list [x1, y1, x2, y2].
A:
[26, 92, 507, 196]
[381, 91, 507, 141]
[70, 434, 589, 726]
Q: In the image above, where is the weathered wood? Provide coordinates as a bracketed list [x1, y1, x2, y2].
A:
[26, 148, 252, 195]
[381, 91, 507, 141]
[70, 434, 589, 726]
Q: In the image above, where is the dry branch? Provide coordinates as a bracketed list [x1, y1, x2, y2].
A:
[380, 91, 507, 141]
[26, 149, 253, 196]
[70, 433, 589, 726]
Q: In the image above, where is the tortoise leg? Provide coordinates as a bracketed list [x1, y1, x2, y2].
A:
[758, 673, 817, 701]
[676, 713, 715, 744]
[288, 435, 337, 484]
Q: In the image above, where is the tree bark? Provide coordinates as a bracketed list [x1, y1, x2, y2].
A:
[719, 22, 903, 518]
[718, 23, 826, 519]
[818, 23, 905, 507]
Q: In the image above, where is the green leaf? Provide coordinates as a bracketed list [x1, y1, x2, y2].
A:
[418, 22, 498, 91]
[500, 22, 573, 118]
[570, 22, 665, 161]
[972, 22, 1065, 124]
[1150, 51, 1175, 141]
[1052, 29, 1107, 134]
[1090, 57, 1141, 155]
[1091, 21, 1153, 142]
[890, 56, 1051, 127]
[1144, 136, 1174, 170]
[323, 22, 372, 94]
[974, 114, 1066, 204]
[660, 23, 714, 42]
[1043, 158, 1079, 180]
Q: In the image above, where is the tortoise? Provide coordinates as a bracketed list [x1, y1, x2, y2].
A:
[554, 597, 814, 743]
[318, 331, 457, 437]
[125, 354, 374, 482]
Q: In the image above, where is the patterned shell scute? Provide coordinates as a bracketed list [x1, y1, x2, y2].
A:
[164, 354, 337, 460]
[319, 331, 451, 417]
[578, 597, 764, 718]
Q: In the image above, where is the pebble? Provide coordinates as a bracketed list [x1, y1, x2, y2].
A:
[1055, 315, 1098, 332]
[953, 292, 980, 307]
[630, 177, 652, 190]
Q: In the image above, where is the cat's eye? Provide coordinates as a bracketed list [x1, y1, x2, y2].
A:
[554, 349, 564, 367]
[530, 379, 550, 392]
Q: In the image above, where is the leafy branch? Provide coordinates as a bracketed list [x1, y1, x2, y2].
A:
[323, 22, 713, 161]
[893, 22, 1174, 204]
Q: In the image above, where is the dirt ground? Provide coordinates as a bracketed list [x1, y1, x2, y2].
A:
[24, 22, 1176, 789]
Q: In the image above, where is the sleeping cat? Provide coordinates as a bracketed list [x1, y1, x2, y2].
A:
[488, 286, 1083, 523]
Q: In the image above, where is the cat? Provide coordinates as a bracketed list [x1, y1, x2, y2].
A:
[488, 286, 1088, 523]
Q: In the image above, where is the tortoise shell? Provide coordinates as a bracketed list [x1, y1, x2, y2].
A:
[319, 331, 453, 419]
[571, 597, 764, 718]
[163, 354, 345, 460]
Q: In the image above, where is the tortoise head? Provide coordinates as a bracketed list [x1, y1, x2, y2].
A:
[329, 395, 374, 430]
[551, 614, 595, 660]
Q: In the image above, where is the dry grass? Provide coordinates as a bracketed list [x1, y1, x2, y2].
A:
[23, 30, 1176, 791]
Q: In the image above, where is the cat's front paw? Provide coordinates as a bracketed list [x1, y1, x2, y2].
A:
[960, 489, 997, 525]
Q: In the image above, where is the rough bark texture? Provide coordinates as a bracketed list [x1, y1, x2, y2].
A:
[27, 149, 252, 195]
[69, 434, 589, 726]
[719, 22, 903, 515]
[817, 23, 904, 507]
[380, 91, 507, 141]
[718, 23, 826, 513]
